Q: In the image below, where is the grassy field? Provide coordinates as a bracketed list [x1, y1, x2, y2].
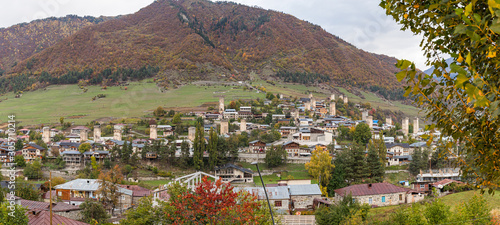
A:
[0, 80, 265, 125]
[238, 162, 315, 185]
[368, 190, 500, 222]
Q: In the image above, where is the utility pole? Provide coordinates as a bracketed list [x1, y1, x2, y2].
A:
[49, 171, 53, 225]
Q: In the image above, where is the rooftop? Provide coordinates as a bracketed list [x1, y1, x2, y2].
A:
[334, 183, 410, 197]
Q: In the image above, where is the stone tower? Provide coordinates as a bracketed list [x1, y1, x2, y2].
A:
[240, 119, 247, 132]
[344, 96, 348, 104]
[330, 102, 336, 116]
[367, 116, 373, 129]
[220, 121, 229, 135]
[42, 127, 50, 143]
[93, 125, 101, 142]
[219, 97, 225, 113]
[402, 117, 409, 136]
[386, 117, 392, 126]
[309, 93, 313, 99]
[304, 102, 311, 111]
[150, 125, 157, 139]
[311, 98, 316, 111]
[80, 129, 88, 142]
[293, 109, 300, 120]
[330, 94, 335, 101]
[188, 127, 196, 141]
[362, 111, 369, 121]
[413, 118, 419, 134]
[114, 129, 122, 141]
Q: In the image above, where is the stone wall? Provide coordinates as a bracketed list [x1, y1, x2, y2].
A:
[292, 195, 321, 209]
[55, 210, 82, 221]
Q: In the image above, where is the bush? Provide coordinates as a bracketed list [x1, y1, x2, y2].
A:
[157, 171, 172, 178]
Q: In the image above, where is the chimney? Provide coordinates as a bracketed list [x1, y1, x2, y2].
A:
[368, 183, 372, 188]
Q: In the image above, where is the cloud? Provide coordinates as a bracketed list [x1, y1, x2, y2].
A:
[0, 0, 428, 69]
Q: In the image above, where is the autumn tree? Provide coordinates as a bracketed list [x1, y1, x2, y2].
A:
[305, 146, 334, 196]
[96, 164, 124, 215]
[153, 106, 166, 117]
[353, 123, 371, 145]
[23, 159, 42, 180]
[380, 0, 500, 189]
[78, 142, 91, 153]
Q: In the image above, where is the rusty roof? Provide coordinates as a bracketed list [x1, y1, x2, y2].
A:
[334, 183, 411, 197]
[27, 209, 89, 225]
[20, 199, 80, 212]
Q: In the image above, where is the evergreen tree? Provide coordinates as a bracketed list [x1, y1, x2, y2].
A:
[350, 143, 369, 183]
[180, 141, 190, 168]
[192, 122, 205, 170]
[217, 137, 228, 165]
[122, 141, 130, 163]
[207, 127, 218, 170]
[377, 132, 387, 164]
[265, 145, 287, 168]
[409, 148, 423, 175]
[167, 141, 176, 166]
[327, 151, 348, 196]
[366, 141, 384, 182]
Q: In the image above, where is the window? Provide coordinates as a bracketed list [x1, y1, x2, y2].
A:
[58, 191, 62, 197]
[420, 184, 425, 189]
[369, 197, 372, 204]
[274, 201, 282, 207]
[121, 195, 125, 200]
[399, 194, 403, 201]
[352, 198, 356, 203]
[382, 196, 386, 203]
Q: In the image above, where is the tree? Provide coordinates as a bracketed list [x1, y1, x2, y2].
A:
[171, 113, 182, 124]
[97, 165, 124, 216]
[14, 155, 26, 167]
[305, 146, 334, 195]
[0, 202, 29, 225]
[409, 148, 423, 176]
[348, 143, 369, 184]
[166, 177, 272, 224]
[121, 197, 163, 225]
[23, 160, 42, 180]
[265, 145, 287, 168]
[90, 156, 101, 179]
[16, 182, 41, 201]
[327, 151, 348, 196]
[353, 123, 371, 145]
[153, 106, 166, 117]
[80, 199, 110, 224]
[380, 0, 500, 189]
[15, 139, 24, 151]
[207, 127, 218, 170]
[59, 117, 64, 125]
[180, 141, 190, 168]
[192, 122, 205, 170]
[366, 141, 384, 182]
[78, 142, 91, 153]
[315, 194, 370, 225]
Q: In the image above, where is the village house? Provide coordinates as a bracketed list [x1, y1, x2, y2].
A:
[237, 111, 254, 119]
[249, 140, 266, 153]
[19, 199, 83, 221]
[214, 164, 253, 183]
[61, 150, 83, 166]
[223, 109, 238, 120]
[334, 183, 417, 207]
[120, 185, 152, 207]
[22, 143, 46, 162]
[156, 125, 174, 137]
[282, 141, 300, 157]
[279, 126, 297, 137]
[432, 179, 464, 196]
[289, 184, 322, 211]
[70, 126, 90, 135]
[54, 179, 133, 209]
[26, 209, 89, 225]
[416, 168, 461, 182]
[385, 143, 412, 156]
[235, 186, 290, 213]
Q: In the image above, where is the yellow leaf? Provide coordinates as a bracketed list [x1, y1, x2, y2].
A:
[404, 14, 409, 19]
[487, 49, 497, 58]
[457, 55, 464, 63]
[466, 107, 476, 113]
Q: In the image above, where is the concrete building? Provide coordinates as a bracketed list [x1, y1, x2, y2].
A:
[93, 125, 101, 142]
[150, 125, 157, 139]
[42, 127, 50, 143]
[215, 164, 253, 183]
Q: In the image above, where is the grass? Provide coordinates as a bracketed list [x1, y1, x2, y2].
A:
[0, 80, 265, 125]
[139, 179, 172, 188]
[384, 171, 411, 185]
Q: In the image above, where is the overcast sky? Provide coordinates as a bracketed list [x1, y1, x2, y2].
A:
[0, 0, 428, 69]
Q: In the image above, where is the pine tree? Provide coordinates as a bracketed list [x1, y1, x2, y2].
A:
[193, 122, 205, 170]
[207, 127, 218, 170]
[168, 141, 176, 166]
[377, 132, 387, 164]
[409, 148, 423, 175]
[350, 143, 368, 183]
[122, 141, 130, 163]
[367, 141, 384, 182]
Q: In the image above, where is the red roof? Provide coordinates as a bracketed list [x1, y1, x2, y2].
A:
[20, 199, 80, 212]
[432, 179, 464, 187]
[27, 209, 89, 225]
[334, 183, 411, 197]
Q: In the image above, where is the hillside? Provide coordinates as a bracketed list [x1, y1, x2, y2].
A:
[0, 15, 111, 74]
[3, 0, 402, 94]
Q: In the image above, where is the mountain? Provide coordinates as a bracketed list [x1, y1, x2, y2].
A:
[423, 58, 457, 81]
[3, 0, 403, 94]
[0, 15, 111, 74]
